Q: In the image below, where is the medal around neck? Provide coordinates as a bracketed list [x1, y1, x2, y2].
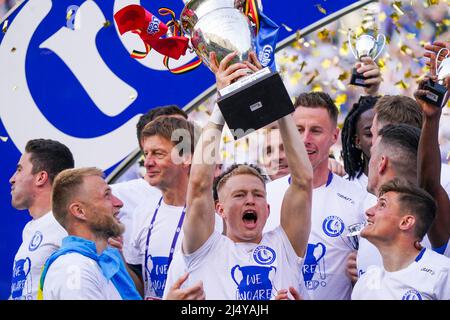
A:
[347, 31, 385, 88]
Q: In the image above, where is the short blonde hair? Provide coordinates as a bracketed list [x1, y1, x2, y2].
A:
[214, 164, 267, 198]
[52, 167, 103, 228]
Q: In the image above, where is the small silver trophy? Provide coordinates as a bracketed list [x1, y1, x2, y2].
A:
[345, 222, 366, 250]
[347, 30, 385, 87]
[422, 48, 450, 108]
[181, 0, 294, 139]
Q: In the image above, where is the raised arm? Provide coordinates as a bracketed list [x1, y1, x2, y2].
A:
[414, 77, 450, 247]
[182, 53, 250, 254]
[279, 114, 313, 257]
[357, 56, 382, 96]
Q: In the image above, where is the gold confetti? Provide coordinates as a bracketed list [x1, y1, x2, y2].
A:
[0, 136, 8, 142]
[129, 93, 136, 100]
[306, 70, 319, 86]
[390, 12, 400, 23]
[338, 71, 349, 81]
[334, 93, 347, 108]
[337, 80, 346, 91]
[395, 80, 409, 89]
[289, 72, 302, 86]
[405, 69, 412, 78]
[315, 4, 327, 15]
[197, 105, 207, 112]
[103, 20, 111, 28]
[392, 1, 405, 15]
[223, 135, 232, 144]
[379, 12, 387, 22]
[312, 84, 323, 92]
[416, 20, 424, 30]
[426, 0, 439, 6]
[221, 150, 231, 160]
[281, 24, 292, 32]
[443, 19, 450, 26]
[299, 61, 307, 72]
[318, 28, 330, 41]
[406, 33, 416, 40]
[2, 20, 8, 33]
[400, 44, 413, 56]
[340, 41, 349, 56]
[321, 59, 332, 69]
[290, 55, 299, 63]
[66, 9, 74, 21]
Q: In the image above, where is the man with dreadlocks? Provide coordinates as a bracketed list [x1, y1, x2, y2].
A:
[341, 95, 379, 189]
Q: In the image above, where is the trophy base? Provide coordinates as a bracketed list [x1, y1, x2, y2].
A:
[350, 68, 370, 88]
[217, 71, 295, 140]
[421, 79, 448, 108]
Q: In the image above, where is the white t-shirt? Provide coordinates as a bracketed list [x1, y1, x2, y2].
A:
[126, 197, 224, 299]
[265, 173, 366, 300]
[10, 212, 67, 300]
[42, 252, 122, 300]
[110, 178, 161, 260]
[126, 198, 185, 299]
[352, 249, 450, 300]
[178, 227, 304, 300]
[441, 163, 450, 196]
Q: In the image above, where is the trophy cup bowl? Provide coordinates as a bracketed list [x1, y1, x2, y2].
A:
[181, 0, 294, 139]
[348, 31, 385, 87]
[422, 48, 450, 108]
[345, 222, 367, 250]
[181, 0, 254, 70]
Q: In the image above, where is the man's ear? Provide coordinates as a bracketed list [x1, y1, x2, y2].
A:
[35, 171, 49, 187]
[399, 215, 415, 232]
[68, 202, 87, 221]
[379, 155, 388, 175]
[331, 127, 339, 145]
[215, 201, 225, 218]
[354, 135, 362, 150]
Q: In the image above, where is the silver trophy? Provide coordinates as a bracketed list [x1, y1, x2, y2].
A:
[348, 31, 385, 87]
[344, 222, 366, 250]
[422, 48, 450, 108]
[181, 0, 294, 139]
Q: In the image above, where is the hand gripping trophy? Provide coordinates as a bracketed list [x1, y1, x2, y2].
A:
[181, 0, 294, 139]
[347, 30, 385, 87]
[421, 47, 450, 108]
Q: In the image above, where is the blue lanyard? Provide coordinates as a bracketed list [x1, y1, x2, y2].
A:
[143, 197, 186, 285]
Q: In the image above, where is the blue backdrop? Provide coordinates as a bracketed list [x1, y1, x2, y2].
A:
[0, 0, 360, 299]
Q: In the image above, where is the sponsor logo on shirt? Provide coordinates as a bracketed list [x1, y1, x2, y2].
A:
[337, 193, 355, 205]
[28, 231, 43, 252]
[253, 246, 276, 265]
[420, 267, 435, 276]
[322, 216, 345, 237]
[402, 289, 423, 300]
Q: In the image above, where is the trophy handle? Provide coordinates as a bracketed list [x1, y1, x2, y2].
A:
[373, 34, 386, 60]
[347, 30, 358, 60]
[436, 48, 450, 77]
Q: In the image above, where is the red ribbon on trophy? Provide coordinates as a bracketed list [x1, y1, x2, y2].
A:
[114, 5, 201, 74]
